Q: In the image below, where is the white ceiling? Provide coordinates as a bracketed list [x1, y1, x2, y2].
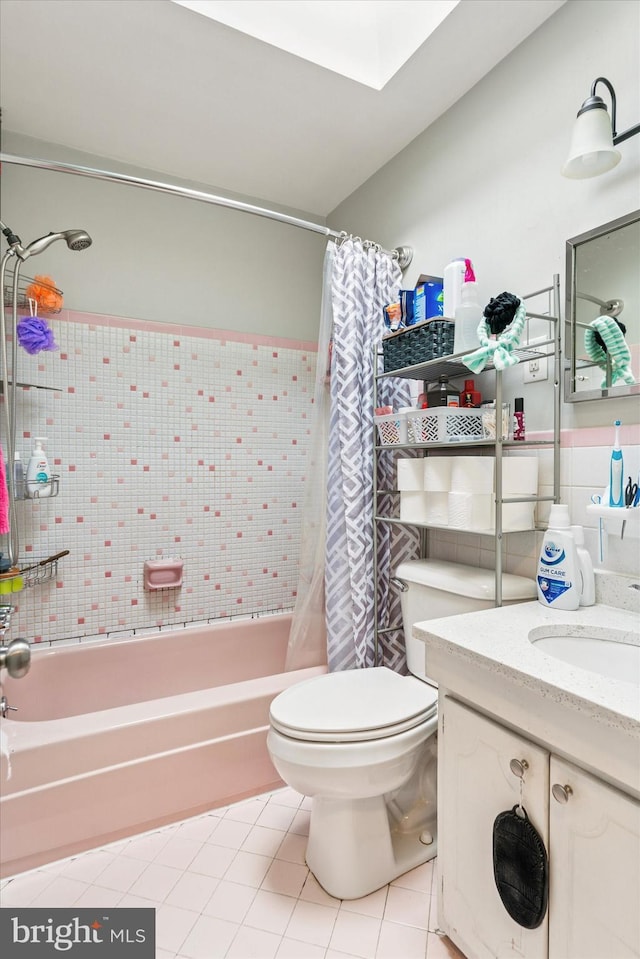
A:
[0, 0, 565, 217]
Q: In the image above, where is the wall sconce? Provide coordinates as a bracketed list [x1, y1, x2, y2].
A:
[562, 77, 640, 179]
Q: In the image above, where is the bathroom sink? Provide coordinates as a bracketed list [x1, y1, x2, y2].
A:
[529, 625, 640, 685]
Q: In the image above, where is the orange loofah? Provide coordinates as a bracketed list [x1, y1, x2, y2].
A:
[25, 275, 63, 313]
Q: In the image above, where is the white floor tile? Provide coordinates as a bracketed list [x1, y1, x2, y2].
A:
[376, 919, 428, 959]
[242, 824, 287, 857]
[155, 902, 200, 954]
[244, 889, 297, 935]
[261, 859, 309, 898]
[188, 842, 237, 879]
[285, 899, 339, 948]
[202, 879, 258, 923]
[128, 862, 183, 901]
[224, 850, 274, 888]
[329, 910, 382, 958]
[209, 817, 254, 850]
[226, 924, 282, 959]
[165, 870, 220, 912]
[384, 885, 430, 930]
[179, 914, 239, 959]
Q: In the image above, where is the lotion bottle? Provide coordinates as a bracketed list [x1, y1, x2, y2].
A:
[571, 525, 595, 607]
[537, 504, 581, 610]
[26, 437, 52, 498]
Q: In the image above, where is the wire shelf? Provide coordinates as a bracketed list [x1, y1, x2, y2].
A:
[2, 273, 64, 316]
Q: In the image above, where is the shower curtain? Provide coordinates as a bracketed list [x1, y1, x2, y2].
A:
[287, 236, 419, 673]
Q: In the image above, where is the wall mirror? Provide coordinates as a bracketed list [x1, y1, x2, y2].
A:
[565, 209, 639, 403]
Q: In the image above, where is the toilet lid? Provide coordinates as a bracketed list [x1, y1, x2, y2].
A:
[269, 667, 438, 743]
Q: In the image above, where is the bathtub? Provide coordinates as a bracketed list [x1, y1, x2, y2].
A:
[0, 613, 326, 877]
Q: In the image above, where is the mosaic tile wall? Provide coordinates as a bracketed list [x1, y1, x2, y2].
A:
[5, 312, 317, 645]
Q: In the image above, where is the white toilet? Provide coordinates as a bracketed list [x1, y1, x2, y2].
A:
[267, 559, 535, 899]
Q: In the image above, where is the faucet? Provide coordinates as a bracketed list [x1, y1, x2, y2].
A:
[1, 694, 17, 718]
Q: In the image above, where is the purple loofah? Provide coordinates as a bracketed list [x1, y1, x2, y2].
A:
[17, 316, 59, 354]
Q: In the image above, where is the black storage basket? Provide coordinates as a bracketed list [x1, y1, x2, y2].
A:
[382, 320, 455, 372]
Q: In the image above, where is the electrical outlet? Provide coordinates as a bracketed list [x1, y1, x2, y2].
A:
[523, 354, 548, 383]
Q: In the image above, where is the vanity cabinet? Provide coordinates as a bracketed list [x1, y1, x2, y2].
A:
[439, 696, 640, 959]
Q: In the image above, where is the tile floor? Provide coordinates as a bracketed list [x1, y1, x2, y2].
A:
[0, 787, 465, 959]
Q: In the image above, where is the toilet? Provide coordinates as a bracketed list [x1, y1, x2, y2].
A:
[267, 559, 535, 899]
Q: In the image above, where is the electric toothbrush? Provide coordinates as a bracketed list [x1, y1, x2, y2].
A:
[609, 419, 624, 507]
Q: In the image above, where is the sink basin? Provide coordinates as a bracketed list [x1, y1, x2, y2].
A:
[529, 625, 640, 685]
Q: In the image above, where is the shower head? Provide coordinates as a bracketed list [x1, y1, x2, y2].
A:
[15, 229, 92, 260]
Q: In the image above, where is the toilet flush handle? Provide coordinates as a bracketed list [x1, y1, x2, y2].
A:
[390, 578, 408, 592]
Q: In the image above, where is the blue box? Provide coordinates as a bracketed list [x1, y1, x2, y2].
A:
[417, 274, 444, 318]
[399, 285, 426, 326]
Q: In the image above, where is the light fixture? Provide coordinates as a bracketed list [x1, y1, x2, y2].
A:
[562, 76, 640, 179]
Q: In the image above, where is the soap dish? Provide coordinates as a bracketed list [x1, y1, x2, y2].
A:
[143, 559, 184, 590]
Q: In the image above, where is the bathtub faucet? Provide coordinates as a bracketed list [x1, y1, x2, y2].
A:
[1, 695, 17, 718]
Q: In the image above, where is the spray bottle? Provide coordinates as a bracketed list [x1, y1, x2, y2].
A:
[608, 419, 624, 507]
[453, 260, 482, 355]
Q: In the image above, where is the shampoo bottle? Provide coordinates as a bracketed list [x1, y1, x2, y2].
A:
[571, 525, 595, 607]
[537, 504, 581, 610]
[26, 437, 52, 498]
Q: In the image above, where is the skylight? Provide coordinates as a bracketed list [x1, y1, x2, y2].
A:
[171, 0, 460, 90]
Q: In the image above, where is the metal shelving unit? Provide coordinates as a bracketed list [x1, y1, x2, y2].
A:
[373, 275, 562, 661]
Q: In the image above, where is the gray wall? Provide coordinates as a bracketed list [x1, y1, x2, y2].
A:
[1, 132, 327, 341]
[328, 0, 640, 431]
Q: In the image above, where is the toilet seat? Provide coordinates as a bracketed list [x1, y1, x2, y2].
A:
[269, 666, 437, 743]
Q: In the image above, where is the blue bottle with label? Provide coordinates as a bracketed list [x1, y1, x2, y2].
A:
[537, 504, 581, 610]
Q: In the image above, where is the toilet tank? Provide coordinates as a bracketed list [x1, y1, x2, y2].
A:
[394, 559, 536, 681]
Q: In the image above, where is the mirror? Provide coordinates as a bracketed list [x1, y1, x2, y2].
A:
[565, 210, 640, 402]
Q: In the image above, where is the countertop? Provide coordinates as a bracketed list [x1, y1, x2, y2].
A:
[413, 590, 640, 796]
[414, 600, 639, 730]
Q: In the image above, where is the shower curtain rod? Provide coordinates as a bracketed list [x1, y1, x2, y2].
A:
[0, 152, 412, 269]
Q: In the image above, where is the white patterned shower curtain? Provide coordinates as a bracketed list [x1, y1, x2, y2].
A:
[325, 239, 420, 671]
[287, 237, 420, 673]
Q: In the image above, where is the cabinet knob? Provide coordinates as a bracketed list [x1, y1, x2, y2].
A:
[552, 783, 573, 804]
[509, 758, 529, 779]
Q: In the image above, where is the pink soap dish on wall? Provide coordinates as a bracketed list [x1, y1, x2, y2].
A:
[143, 559, 184, 590]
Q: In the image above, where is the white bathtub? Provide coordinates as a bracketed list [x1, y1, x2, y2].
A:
[0, 613, 326, 877]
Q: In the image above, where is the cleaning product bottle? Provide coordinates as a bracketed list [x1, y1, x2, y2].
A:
[443, 258, 466, 318]
[537, 504, 581, 610]
[571, 525, 595, 607]
[26, 437, 52, 498]
[608, 419, 624, 507]
[13, 452, 25, 500]
[453, 262, 482, 355]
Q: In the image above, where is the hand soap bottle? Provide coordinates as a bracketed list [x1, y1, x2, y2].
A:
[26, 437, 52, 498]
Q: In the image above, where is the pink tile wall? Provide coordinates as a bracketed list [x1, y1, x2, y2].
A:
[8, 311, 317, 645]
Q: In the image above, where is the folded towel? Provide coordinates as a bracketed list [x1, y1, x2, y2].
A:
[0, 445, 9, 535]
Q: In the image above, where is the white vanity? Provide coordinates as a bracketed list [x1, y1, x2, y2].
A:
[414, 572, 640, 959]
